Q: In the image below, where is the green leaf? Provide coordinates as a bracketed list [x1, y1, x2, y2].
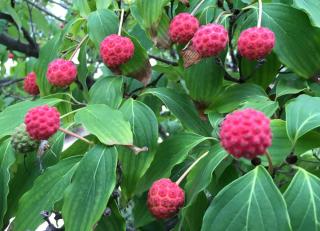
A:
[184, 144, 228, 206]
[184, 58, 223, 104]
[276, 73, 308, 98]
[74, 0, 91, 17]
[240, 96, 279, 117]
[131, 0, 167, 30]
[211, 83, 267, 113]
[284, 168, 320, 230]
[62, 145, 118, 231]
[142, 88, 210, 136]
[0, 98, 62, 139]
[137, 132, 211, 194]
[243, 3, 320, 78]
[118, 99, 158, 198]
[120, 34, 151, 85]
[13, 156, 81, 231]
[89, 76, 124, 108]
[293, 0, 320, 27]
[87, 9, 118, 47]
[95, 199, 125, 231]
[241, 52, 281, 89]
[202, 166, 291, 231]
[78, 42, 89, 100]
[286, 94, 320, 144]
[96, 0, 112, 10]
[0, 140, 15, 229]
[74, 104, 133, 145]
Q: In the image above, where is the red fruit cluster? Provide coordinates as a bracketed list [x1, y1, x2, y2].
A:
[147, 178, 185, 219]
[8, 53, 14, 59]
[192, 23, 229, 57]
[220, 108, 272, 159]
[237, 27, 275, 60]
[24, 105, 60, 140]
[100, 34, 134, 69]
[46, 59, 77, 87]
[169, 13, 199, 44]
[24, 72, 39, 95]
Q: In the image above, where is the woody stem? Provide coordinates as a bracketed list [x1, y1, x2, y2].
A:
[257, 0, 263, 28]
[118, 9, 125, 36]
[58, 127, 93, 144]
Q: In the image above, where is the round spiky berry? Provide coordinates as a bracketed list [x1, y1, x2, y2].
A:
[24, 105, 60, 140]
[24, 72, 39, 95]
[237, 27, 275, 60]
[8, 52, 14, 59]
[192, 23, 228, 57]
[11, 124, 39, 154]
[100, 34, 134, 69]
[169, 13, 200, 44]
[219, 108, 272, 159]
[46, 59, 77, 87]
[147, 178, 185, 219]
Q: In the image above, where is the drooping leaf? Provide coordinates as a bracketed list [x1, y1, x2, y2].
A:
[118, 99, 158, 198]
[240, 96, 279, 117]
[137, 132, 212, 194]
[74, 104, 133, 145]
[202, 166, 291, 231]
[13, 156, 81, 231]
[0, 140, 15, 229]
[89, 76, 124, 108]
[62, 145, 118, 231]
[284, 168, 320, 231]
[286, 95, 320, 144]
[74, 0, 91, 17]
[142, 88, 210, 136]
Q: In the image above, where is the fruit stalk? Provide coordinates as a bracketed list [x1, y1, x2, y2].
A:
[118, 9, 125, 36]
[191, 0, 205, 15]
[175, 151, 209, 185]
[257, 0, 262, 28]
[69, 34, 89, 61]
[58, 127, 93, 144]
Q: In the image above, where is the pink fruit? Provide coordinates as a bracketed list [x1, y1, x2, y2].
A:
[46, 59, 77, 87]
[24, 72, 39, 95]
[220, 108, 272, 159]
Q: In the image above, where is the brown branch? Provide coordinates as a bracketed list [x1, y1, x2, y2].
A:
[148, 54, 179, 66]
[0, 33, 39, 57]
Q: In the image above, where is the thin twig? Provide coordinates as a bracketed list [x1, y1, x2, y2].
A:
[191, 0, 205, 15]
[68, 34, 88, 61]
[257, 0, 262, 28]
[118, 9, 125, 36]
[148, 54, 178, 66]
[58, 127, 93, 144]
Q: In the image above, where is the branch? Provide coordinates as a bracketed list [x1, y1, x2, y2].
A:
[0, 33, 39, 57]
[0, 78, 24, 87]
[148, 54, 179, 66]
[128, 73, 164, 96]
[24, 0, 66, 23]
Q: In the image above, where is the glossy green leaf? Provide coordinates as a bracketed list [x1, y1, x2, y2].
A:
[118, 99, 158, 198]
[87, 9, 118, 47]
[184, 58, 223, 104]
[74, 0, 91, 17]
[0, 98, 62, 139]
[96, 0, 112, 10]
[241, 52, 281, 89]
[137, 132, 211, 194]
[293, 0, 320, 27]
[131, 0, 167, 30]
[0, 140, 15, 229]
[89, 76, 124, 108]
[202, 166, 291, 231]
[212, 83, 267, 113]
[78, 42, 89, 100]
[240, 96, 279, 117]
[284, 168, 320, 231]
[276, 73, 308, 98]
[184, 145, 228, 206]
[62, 145, 118, 231]
[243, 4, 320, 78]
[74, 104, 133, 145]
[95, 199, 126, 231]
[142, 88, 210, 136]
[13, 156, 81, 231]
[286, 95, 320, 144]
[120, 34, 151, 85]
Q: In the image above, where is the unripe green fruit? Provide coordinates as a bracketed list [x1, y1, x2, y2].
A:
[11, 124, 39, 154]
